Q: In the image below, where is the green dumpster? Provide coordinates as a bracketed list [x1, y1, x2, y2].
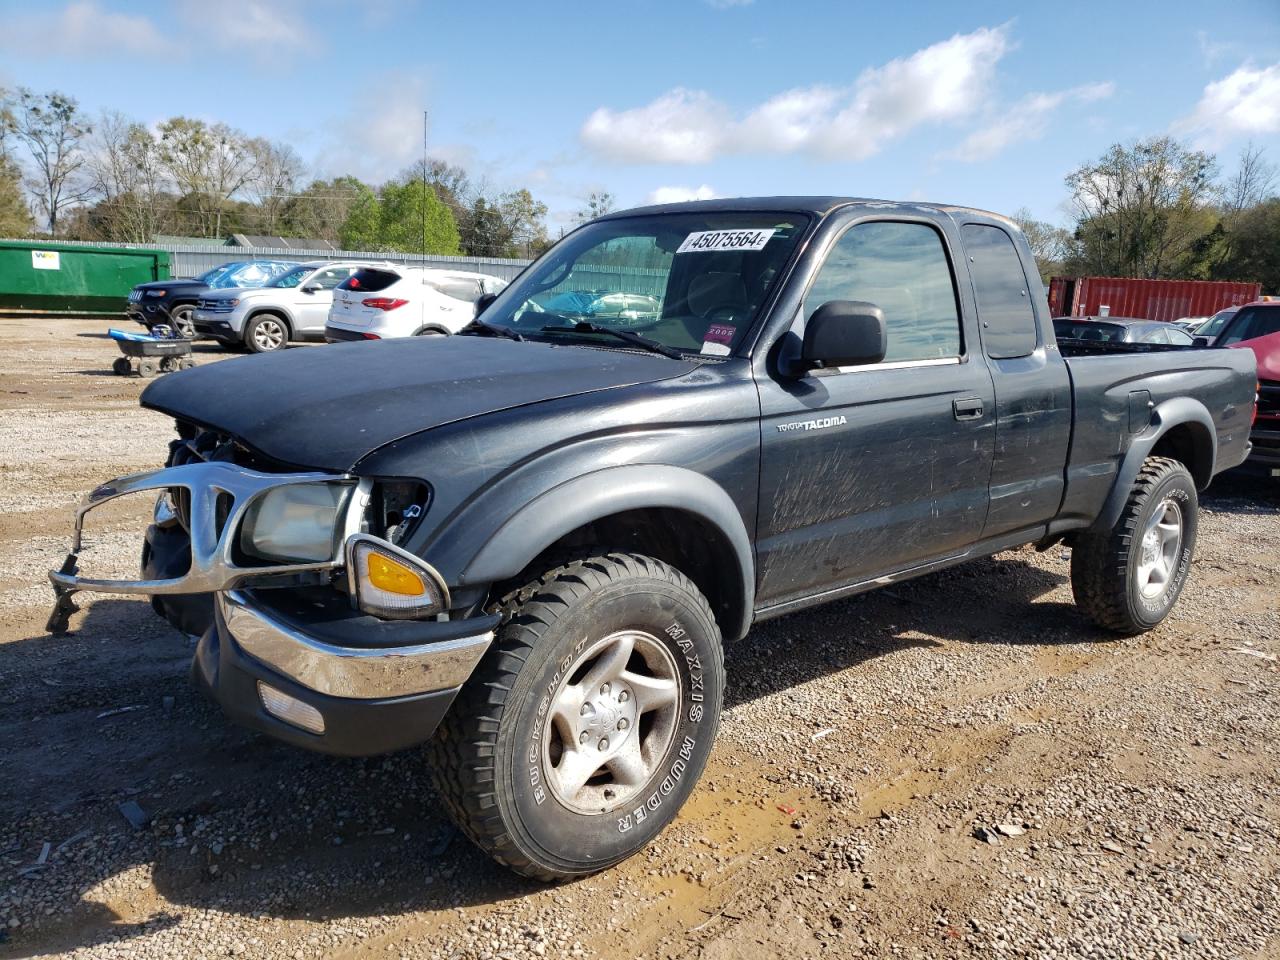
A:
[0, 240, 170, 317]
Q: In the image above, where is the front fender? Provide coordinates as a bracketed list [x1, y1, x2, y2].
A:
[458, 464, 755, 640]
[1091, 396, 1216, 532]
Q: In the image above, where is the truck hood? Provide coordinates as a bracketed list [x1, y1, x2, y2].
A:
[141, 336, 695, 471]
[1232, 331, 1280, 382]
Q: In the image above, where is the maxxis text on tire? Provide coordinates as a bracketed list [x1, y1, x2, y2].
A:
[428, 552, 724, 881]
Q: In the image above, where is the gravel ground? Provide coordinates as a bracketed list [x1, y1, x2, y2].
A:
[1, 318, 1278, 960]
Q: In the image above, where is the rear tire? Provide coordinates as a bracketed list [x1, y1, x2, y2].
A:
[1071, 456, 1198, 635]
[244, 314, 289, 353]
[429, 552, 724, 881]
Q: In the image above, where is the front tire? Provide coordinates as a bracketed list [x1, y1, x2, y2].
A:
[244, 314, 289, 353]
[1071, 456, 1198, 635]
[429, 552, 724, 881]
[168, 304, 196, 339]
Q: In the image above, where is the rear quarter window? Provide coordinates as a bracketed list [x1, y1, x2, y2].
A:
[340, 268, 401, 293]
[961, 223, 1038, 359]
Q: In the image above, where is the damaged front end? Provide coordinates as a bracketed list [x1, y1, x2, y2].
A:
[48, 427, 498, 756]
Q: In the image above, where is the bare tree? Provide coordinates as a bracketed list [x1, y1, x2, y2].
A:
[86, 110, 169, 242]
[574, 190, 615, 224]
[157, 117, 258, 237]
[1065, 137, 1218, 278]
[2, 88, 91, 235]
[1224, 142, 1277, 213]
[1009, 207, 1071, 282]
[245, 138, 305, 234]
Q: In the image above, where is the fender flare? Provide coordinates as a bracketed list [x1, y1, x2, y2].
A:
[1091, 396, 1216, 532]
[459, 464, 755, 640]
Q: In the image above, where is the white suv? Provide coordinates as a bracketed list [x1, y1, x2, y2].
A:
[325, 266, 507, 342]
[192, 261, 365, 353]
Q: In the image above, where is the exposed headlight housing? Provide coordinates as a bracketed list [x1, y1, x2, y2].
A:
[239, 482, 354, 564]
[346, 534, 448, 620]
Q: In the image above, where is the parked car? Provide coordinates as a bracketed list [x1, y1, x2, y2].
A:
[1053, 315, 1195, 345]
[324, 266, 507, 342]
[535, 290, 663, 327]
[1171, 316, 1208, 332]
[192, 261, 364, 353]
[51, 197, 1256, 883]
[1193, 306, 1241, 343]
[1206, 301, 1280, 478]
[127, 260, 297, 338]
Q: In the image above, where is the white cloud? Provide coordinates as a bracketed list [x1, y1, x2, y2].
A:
[647, 184, 719, 203]
[951, 81, 1114, 162]
[177, 0, 317, 54]
[318, 72, 429, 183]
[0, 1, 162, 57]
[581, 25, 1012, 164]
[1174, 62, 1280, 147]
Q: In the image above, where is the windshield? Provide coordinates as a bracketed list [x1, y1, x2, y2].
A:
[196, 264, 237, 285]
[1196, 308, 1238, 340]
[267, 265, 313, 288]
[477, 212, 810, 355]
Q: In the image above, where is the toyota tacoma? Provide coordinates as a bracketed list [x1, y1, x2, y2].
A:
[51, 197, 1257, 880]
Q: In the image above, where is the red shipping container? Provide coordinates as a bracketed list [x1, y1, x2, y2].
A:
[1046, 277, 1260, 321]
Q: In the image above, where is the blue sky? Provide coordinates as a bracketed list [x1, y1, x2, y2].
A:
[1, 0, 1278, 231]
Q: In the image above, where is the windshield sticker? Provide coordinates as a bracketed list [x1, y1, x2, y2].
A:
[677, 229, 776, 254]
[700, 324, 735, 356]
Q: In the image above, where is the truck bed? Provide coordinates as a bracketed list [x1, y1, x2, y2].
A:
[1053, 343, 1257, 529]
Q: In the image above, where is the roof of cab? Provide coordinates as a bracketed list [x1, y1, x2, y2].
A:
[598, 195, 1017, 227]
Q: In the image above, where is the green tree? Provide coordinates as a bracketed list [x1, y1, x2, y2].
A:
[375, 180, 460, 254]
[1212, 198, 1280, 293]
[1065, 137, 1218, 278]
[0, 154, 31, 236]
[336, 180, 381, 249]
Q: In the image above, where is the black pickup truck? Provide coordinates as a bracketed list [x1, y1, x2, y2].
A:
[51, 197, 1256, 881]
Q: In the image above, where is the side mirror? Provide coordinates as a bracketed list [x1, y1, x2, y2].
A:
[475, 292, 498, 315]
[796, 300, 886, 372]
[301, 284, 322, 294]
[1192, 336, 1210, 347]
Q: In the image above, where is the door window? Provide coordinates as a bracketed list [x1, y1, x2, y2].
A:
[1219, 307, 1280, 346]
[314, 267, 355, 289]
[961, 223, 1038, 359]
[805, 221, 961, 363]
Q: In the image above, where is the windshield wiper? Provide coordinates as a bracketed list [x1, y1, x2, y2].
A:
[540, 321, 683, 360]
[458, 318, 524, 341]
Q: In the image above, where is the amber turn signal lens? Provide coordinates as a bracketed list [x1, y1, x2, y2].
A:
[367, 552, 425, 596]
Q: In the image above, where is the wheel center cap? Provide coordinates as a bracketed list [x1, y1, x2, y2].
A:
[580, 684, 637, 742]
[1141, 533, 1159, 564]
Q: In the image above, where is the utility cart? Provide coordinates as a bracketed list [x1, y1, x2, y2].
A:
[108, 327, 194, 378]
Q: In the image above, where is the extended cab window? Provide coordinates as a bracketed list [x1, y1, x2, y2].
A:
[805, 220, 961, 363]
[961, 223, 1037, 359]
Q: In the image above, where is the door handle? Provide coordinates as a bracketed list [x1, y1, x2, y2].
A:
[953, 397, 984, 421]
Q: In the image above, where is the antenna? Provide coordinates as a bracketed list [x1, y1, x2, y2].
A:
[430, 109, 435, 263]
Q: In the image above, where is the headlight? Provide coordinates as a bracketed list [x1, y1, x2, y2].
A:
[239, 482, 353, 564]
[145, 290, 167, 297]
[347, 534, 448, 620]
[228, 298, 240, 306]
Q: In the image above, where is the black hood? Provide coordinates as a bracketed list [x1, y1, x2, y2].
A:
[142, 336, 694, 471]
[134, 279, 207, 292]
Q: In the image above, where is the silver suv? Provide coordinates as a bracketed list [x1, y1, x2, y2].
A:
[192, 261, 365, 353]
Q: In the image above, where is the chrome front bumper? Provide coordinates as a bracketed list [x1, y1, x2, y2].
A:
[49, 461, 357, 598]
[219, 590, 493, 700]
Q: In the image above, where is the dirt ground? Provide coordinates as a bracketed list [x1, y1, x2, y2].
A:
[1, 317, 1278, 960]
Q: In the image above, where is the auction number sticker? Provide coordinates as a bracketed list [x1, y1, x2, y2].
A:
[677, 229, 775, 253]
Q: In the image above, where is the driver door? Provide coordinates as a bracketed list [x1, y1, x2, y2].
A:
[296, 266, 354, 335]
[754, 216, 996, 609]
